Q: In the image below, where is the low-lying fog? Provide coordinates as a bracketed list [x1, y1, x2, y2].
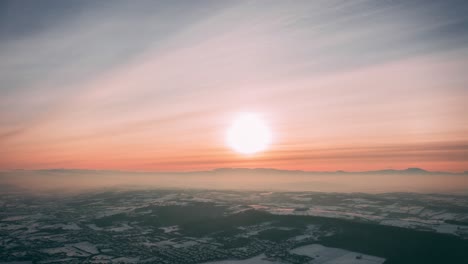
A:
[1, 168, 467, 194]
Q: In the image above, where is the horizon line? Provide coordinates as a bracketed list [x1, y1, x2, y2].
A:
[2, 167, 468, 174]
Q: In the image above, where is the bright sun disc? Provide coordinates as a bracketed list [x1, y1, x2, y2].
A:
[227, 113, 272, 155]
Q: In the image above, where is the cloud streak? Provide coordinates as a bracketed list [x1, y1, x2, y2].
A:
[1, 0, 468, 171]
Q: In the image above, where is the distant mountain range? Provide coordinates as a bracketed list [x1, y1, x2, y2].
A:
[212, 167, 467, 175]
[4, 167, 467, 175]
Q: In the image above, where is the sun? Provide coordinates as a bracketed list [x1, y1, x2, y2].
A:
[226, 113, 272, 155]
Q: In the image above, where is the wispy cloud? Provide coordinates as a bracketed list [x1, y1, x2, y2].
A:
[1, 0, 467, 171]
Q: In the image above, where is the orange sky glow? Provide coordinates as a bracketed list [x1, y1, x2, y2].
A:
[1, 1, 468, 172]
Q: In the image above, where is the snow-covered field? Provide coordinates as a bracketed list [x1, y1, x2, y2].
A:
[203, 254, 279, 264]
[291, 244, 385, 264]
[204, 244, 385, 264]
[41, 242, 98, 257]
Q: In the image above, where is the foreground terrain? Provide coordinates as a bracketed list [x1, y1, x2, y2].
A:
[1, 188, 468, 263]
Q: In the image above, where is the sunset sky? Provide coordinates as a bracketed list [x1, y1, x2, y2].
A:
[1, 0, 468, 172]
